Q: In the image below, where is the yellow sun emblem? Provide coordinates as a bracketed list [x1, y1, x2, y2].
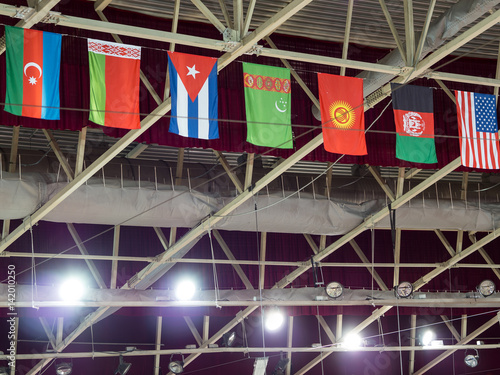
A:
[328, 101, 355, 129]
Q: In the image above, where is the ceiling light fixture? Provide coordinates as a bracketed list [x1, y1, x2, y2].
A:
[168, 354, 184, 374]
[175, 279, 196, 301]
[464, 349, 479, 368]
[114, 355, 131, 375]
[55, 362, 73, 375]
[222, 331, 236, 347]
[265, 307, 284, 331]
[421, 331, 435, 346]
[477, 279, 495, 297]
[325, 281, 343, 299]
[341, 333, 363, 349]
[394, 281, 413, 298]
[272, 355, 290, 375]
[253, 357, 269, 375]
[59, 278, 85, 302]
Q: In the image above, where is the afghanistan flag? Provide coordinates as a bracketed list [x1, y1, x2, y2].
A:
[391, 83, 437, 164]
[243, 63, 293, 148]
[88, 39, 141, 129]
[5, 26, 61, 120]
[318, 73, 367, 155]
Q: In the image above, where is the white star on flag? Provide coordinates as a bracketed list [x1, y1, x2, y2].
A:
[186, 65, 200, 79]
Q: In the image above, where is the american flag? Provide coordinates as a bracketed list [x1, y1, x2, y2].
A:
[455, 91, 500, 169]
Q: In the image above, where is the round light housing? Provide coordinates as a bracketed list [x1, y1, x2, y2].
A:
[265, 308, 284, 331]
[421, 330, 435, 346]
[325, 281, 343, 299]
[59, 278, 85, 302]
[464, 353, 479, 368]
[175, 279, 196, 301]
[395, 281, 413, 298]
[55, 362, 73, 375]
[168, 360, 184, 374]
[477, 279, 495, 297]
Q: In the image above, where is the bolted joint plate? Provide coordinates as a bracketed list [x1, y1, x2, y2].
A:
[14, 6, 35, 19]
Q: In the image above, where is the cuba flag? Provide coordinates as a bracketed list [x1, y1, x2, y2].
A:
[5, 26, 62, 120]
[168, 51, 219, 139]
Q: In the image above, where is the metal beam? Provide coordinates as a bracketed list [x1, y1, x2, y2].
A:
[67, 223, 107, 289]
[75, 127, 87, 177]
[349, 240, 389, 291]
[94, 0, 112, 11]
[39, 318, 57, 351]
[218, 0, 314, 70]
[440, 315, 460, 342]
[434, 79, 456, 104]
[317, 316, 336, 344]
[233, 0, 243, 35]
[285, 316, 293, 375]
[213, 150, 243, 193]
[0, 98, 173, 253]
[163, 0, 181, 100]
[456, 230, 464, 253]
[413, 313, 500, 374]
[212, 229, 254, 289]
[303, 234, 319, 254]
[191, 0, 226, 33]
[461, 172, 468, 201]
[244, 153, 254, 190]
[243, 0, 257, 36]
[219, 0, 232, 29]
[110, 225, 120, 289]
[56, 317, 64, 346]
[378, 0, 406, 65]
[339, 0, 354, 77]
[126, 143, 149, 159]
[175, 148, 185, 186]
[404, 168, 421, 179]
[15, 0, 61, 29]
[203, 315, 210, 343]
[415, 0, 436, 63]
[469, 233, 500, 282]
[393, 228, 402, 287]
[275, 158, 461, 289]
[184, 316, 203, 346]
[367, 165, 395, 201]
[434, 229, 456, 257]
[43, 129, 75, 181]
[461, 315, 467, 339]
[404, 0, 415, 64]
[259, 232, 267, 290]
[154, 316, 162, 375]
[409, 314, 416, 374]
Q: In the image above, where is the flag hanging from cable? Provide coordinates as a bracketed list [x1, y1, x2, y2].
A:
[4, 26, 62, 120]
[88, 38, 141, 129]
[318, 73, 367, 155]
[455, 90, 500, 169]
[168, 51, 219, 140]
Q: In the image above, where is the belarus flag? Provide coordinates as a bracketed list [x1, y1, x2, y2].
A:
[5, 26, 61, 120]
[168, 51, 219, 140]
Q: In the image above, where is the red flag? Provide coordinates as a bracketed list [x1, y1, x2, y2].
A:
[318, 73, 367, 155]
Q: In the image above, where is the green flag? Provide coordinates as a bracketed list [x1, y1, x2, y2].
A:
[243, 63, 293, 148]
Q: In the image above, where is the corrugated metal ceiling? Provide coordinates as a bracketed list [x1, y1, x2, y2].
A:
[109, 0, 500, 59]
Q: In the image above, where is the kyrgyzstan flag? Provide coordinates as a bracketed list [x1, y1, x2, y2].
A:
[5, 26, 62, 120]
[391, 83, 437, 164]
[318, 73, 367, 155]
[88, 39, 141, 129]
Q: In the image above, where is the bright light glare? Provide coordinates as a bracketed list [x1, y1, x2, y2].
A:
[265, 309, 284, 331]
[342, 333, 363, 349]
[59, 278, 85, 302]
[422, 331, 435, 346]
[175, 280, 196, 301]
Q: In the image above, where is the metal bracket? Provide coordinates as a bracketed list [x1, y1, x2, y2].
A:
[14, 6, 35, 19]
[218, 40, 239, 52]
[40, 11, 61, 24]
[244, 44, 263, 56]
[223, 28, 240, 42]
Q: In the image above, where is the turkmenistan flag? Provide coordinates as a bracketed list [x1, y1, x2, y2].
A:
[391, 83, 437, 164]
[243, 63, 293, 148]
[5, 26, 61, 120]
[88, 39, 141, 129]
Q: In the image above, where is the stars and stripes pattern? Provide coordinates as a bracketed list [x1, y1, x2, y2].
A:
[455, 91, 500, 169]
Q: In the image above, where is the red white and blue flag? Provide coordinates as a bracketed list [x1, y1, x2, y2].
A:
[167, 51, 219, 139]
[455, 91, 500, 170]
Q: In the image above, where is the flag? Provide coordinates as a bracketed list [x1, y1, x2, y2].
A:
[455, 91, 500, 169]
[5, 26, 61, 120]
[88, 38, 141, 129]
[318, 73, 367, 155]
[243, 63, 293, 148]
[391, 83, 437, 164]
[168, 51, 218, 139]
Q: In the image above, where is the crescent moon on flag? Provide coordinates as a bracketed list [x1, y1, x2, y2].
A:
[24, 62, 42, 78]
[275, 99, 287, 113]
